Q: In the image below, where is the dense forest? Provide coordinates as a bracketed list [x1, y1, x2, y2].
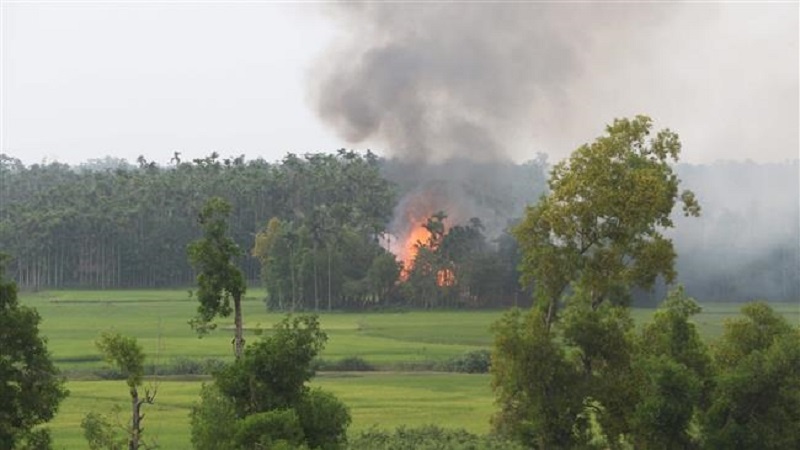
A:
[0, 152, 797, 306]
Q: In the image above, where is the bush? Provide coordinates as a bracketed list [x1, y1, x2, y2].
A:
[234, 409, 306, 450]
[347, 425, 525, 450]
[441, 350, 491, 374]
[296, 389, 351, 450]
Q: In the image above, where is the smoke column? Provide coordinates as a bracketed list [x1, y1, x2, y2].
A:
[310, 3, 797, 164]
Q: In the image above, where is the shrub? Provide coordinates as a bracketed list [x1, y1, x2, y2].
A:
[441, 350, 491, 373]
[347, 425, 525, 450]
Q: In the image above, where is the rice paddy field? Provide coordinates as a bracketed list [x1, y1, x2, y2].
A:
[18, 289, 800, 449]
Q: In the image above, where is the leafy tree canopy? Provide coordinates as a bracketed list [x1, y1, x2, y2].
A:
[191, 315, 350, 450]
[0, 255, 67, 449]
[514, 115, 700, 326]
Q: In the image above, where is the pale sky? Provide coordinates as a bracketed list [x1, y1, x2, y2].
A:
[1, 1, 798, 166]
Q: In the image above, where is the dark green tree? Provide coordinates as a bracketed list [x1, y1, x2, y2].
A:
[0, 255, 67, 450]
[191, 315, 350, 450]
[627, 287, 712, 449]
[491, 308, 591, 449]
[702, 302, 800, 450]
[188, 196, 247, 358]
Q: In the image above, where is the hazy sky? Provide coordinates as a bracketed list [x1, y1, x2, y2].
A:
[1, 1, 798, 166]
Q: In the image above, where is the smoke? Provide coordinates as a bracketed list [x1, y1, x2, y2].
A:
[310, 3, 797, 164]
[310, 3, 599, 162]
[310, 3, 798, 301]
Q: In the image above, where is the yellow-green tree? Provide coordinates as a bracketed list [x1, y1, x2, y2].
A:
[494, 116, 701, 448]
[513, 115, 700, 328]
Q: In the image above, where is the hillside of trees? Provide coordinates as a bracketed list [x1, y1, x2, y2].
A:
[0, 152, 797, 306]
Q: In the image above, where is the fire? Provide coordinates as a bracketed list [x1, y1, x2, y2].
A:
[398, 221, 430, 279]
[395, 217, 456, 287]
[388, 188, 459, 283]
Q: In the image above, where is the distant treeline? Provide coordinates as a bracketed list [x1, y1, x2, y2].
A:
[0, 153, 797, 304]
[0, 152, 395, 295]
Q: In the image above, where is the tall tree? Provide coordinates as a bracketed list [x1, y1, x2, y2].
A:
[513, 115, 700, 328]
[495, 116, 700, 448]
[0, 254, 67, 449]
[188, 197, 247, 358]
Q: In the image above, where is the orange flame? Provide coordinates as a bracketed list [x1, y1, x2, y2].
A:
[398, 221, 430, 280]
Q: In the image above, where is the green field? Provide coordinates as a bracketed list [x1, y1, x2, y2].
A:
[18, 289, 800, 449]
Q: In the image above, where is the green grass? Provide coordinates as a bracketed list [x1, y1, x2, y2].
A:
[49, 373, 495, 450]
[17, 288, 799, 449]
[22, 289, 501, 373]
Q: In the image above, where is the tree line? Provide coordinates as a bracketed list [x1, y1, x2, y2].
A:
[1, 148, 797, 305]
[0, 151, 396, 294]
[0, 150, 537, 309]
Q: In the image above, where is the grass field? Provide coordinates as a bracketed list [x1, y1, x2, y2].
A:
[18, 289, 800, 449]
[49, 373, 495, 450]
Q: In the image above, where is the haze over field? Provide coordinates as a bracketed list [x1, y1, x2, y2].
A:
[2, 3, 797, 165]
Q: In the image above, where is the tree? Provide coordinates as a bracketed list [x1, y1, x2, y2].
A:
[495, 116, 700, 448]
[91, 331, 155, 450]
[188, 196, 247, 358]
[191, 315, 350, 450]
[0, 255, 67, 449]
[513, 115, 700, 328]
[491, 308, 591, 449]
[628, 287, 712, 449]
[701, 302, 800, 450]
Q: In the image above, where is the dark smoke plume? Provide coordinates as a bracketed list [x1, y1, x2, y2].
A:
[311, 3, 669, 162]
[310, 3, 797, 165]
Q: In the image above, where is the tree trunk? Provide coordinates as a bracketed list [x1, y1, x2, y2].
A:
[233, 294, 244, 359]
[327, 246, 332, 311]
[545, 299, 556, 332]
[130, 387, 140, 450]
[313, 242, 319, 312]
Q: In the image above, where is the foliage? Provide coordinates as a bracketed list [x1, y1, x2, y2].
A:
[0, 151, 397, 303]
[490, 308, 592, 448]
[347, 425, 526, 450]
[497, 116, 702, 449]
[191, 315, 350, 449]
[95, 331, 145, 388]
[190, 384, 238, 450]
[296, 389, 351, 450]
[188, 196, 247, 356]
[513, 115, 700, 325]
[701, 302, 800, 450]
[627, 287, 712, 449]
[90, 331, 156, 450]
[560, 295, 636, 445]
[441, 350, 492, 374]
[81, 411, 125, 450]
[404, 214, 521, 308]
[233, 409, 307, 450]
[0, 256, 67, 450]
